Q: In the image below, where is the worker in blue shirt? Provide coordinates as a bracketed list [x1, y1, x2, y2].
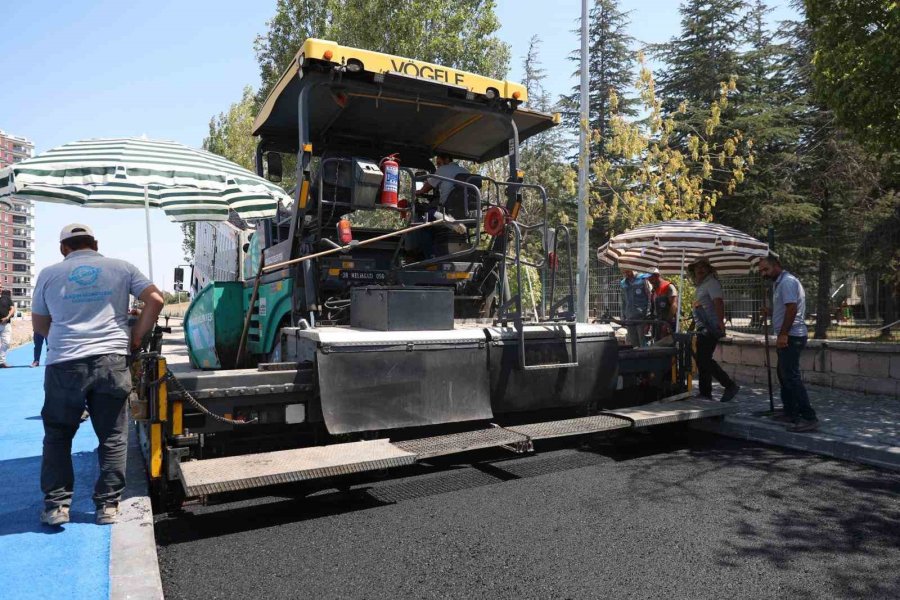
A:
[620, 269, 651, 347]
[759, 253, 818, 432]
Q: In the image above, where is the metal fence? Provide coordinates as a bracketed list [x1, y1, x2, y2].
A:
[585, 261, 898, 342]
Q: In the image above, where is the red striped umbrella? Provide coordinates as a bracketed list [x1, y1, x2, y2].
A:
[596, 220, 769, 276]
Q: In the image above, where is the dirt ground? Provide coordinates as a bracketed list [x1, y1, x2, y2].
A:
[8, 319, 34, 348]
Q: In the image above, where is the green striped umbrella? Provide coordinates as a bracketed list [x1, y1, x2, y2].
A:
[0, 137, 289, 281]
[0, 137, 288, 222]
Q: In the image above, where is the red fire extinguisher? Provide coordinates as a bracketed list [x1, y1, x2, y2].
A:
[337, 217, 353, 245]
[379, 153, 400, 208]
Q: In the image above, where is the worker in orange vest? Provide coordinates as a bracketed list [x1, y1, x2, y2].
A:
[648, 268, 678, 340]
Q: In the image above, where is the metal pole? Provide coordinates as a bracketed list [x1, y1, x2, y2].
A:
[576, 0, 590, 322]
[144, 186, 154, 282]
[765, 225, 775, 411]
[762, 290, 775, 413]
[676, 249, 684, 333]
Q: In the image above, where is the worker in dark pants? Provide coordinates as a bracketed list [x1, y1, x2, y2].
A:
[32, 331, 46, 367]
[32, 224, 164, 527]
[689, 258, 740, 402]
[620, 269, 651, 347]
[759, 253, 818, 432]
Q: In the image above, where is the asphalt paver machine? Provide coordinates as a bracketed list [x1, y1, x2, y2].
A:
[137, 40, 734, 508]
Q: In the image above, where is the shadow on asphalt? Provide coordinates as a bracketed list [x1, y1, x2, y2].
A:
[155, 427, 713, 544]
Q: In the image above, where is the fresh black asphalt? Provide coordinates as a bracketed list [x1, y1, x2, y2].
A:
[155, 430, 900, 599]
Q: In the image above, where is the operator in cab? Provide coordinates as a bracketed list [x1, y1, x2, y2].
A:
[416, 153, 470, 206]
[407, 153, 471, 259]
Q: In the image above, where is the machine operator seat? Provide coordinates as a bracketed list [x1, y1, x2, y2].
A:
[433, 173, 482, 256]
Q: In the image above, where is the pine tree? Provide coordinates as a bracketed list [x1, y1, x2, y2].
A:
[720, 0, 810, 237]
[561, 0, 637, 163]
[779, 16, 883, 338]
[654, 0, 747, 111]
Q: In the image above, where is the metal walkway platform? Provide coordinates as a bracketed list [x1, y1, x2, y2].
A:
[507, 414, 632, 440]
[394, 428, 531, 459]
[176, 398, 736, 497]
[603, 398, 738, 428]
[177, 439, 417, 496]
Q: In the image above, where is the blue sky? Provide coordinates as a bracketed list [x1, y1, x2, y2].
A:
[2, 0, 797, 291]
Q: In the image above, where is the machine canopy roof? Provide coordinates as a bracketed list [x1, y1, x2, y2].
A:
[252, 39, 559, 165]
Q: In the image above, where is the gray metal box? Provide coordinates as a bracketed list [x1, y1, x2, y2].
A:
[350, 286, 454, 331]
[351, 159, 382, 209]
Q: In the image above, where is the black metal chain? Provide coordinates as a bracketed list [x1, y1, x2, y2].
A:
[164, 367, 258, 426]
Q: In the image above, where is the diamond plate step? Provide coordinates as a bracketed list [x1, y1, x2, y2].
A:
[177, 439, 416, 496]
[393, 428, 531, 460]
[507, 414, 632, 440]
[603, 398, 738, 428]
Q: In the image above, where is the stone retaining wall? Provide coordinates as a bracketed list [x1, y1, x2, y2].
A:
[713, 337, 900, 396]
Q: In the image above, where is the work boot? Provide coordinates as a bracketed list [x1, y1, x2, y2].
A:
[770, 413, 795, 423]
[788, 419, 819, 433]
[40, 506, 70, 527]
[720, 385, 741, 402]
[95, 504, 119, 525]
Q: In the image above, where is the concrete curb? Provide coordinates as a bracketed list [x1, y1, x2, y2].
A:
[693, 416, 900, 472]
[109, 423, 164, 600]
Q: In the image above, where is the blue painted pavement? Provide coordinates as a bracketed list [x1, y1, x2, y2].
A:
[0, 343, 109, 599]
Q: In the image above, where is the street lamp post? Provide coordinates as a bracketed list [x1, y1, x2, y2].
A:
[576, 0, 590, 322]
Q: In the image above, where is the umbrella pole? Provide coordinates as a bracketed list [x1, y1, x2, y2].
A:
[676, 249, 684, 333]
[144, 186, 154, 282]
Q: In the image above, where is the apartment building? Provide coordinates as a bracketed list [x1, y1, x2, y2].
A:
[0, 129, 35, 311]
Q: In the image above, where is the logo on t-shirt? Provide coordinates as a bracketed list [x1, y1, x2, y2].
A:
[68, 265, 102, 286]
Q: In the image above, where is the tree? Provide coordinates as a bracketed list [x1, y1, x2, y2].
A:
[722, 0, 813, 238]
[654, 0, 747, 111]
[561, 0, 637, 163]
[254, 0, 511, 103]
[805, 0, 900, 153]
[780, 16, 886, 338]
[489, 37, 576, 314]
[520, 36, 576, 213]
[595, 53, 752, 235]
[182, 86, 258, 261]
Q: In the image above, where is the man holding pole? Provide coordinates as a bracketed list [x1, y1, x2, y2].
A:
[759, 253, 818, 432]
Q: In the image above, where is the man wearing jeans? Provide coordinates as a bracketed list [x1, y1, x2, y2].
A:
[0, 284, 13, 368]
[759, 253, 818, 432]
[32, 224, 164, 526]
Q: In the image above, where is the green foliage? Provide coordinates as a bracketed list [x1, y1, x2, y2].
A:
[594, 53, 752, 235]
[805, 0, 900, 152]
[202, 85, 258, 170]
[653, 0, 746, 112]
[254, 0, 511, 103]
[721, 0, 812, 238]
[182, 86, 260, 262]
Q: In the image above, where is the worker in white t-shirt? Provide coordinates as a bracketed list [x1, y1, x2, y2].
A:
[416, 153, 470, 206]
